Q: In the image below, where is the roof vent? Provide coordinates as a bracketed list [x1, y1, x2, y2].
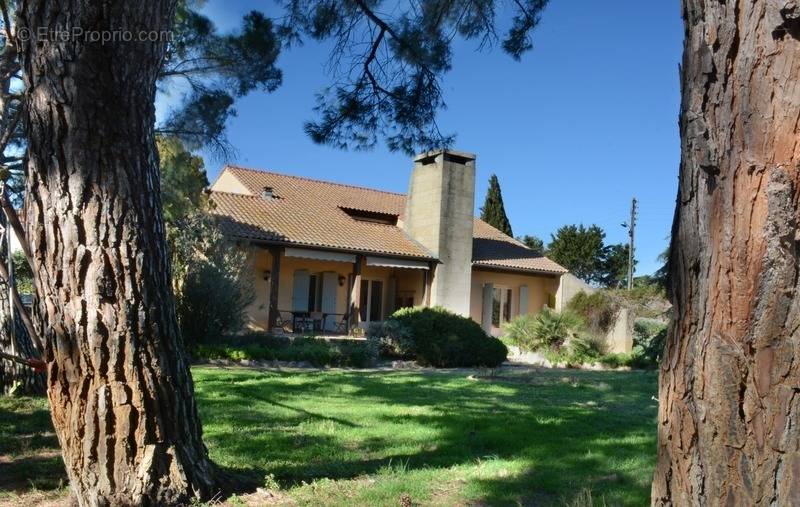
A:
[261, 186, 275, 201]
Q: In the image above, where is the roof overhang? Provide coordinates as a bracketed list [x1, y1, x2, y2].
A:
[237, 236, 438, 263]
[471, 263, 564, 278]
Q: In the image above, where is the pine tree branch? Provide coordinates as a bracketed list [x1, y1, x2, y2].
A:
[0, 349, 45, 371]
[0, 188, 32, 267]
[0, 258, 42, 354]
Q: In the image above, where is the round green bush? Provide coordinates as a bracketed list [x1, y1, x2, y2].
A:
[388, 306, 507, 367]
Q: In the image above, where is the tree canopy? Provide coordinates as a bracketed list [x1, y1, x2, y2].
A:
[281, 0, 550, 153]
[546, 224, 633, 287]
[518, 234, 545, 255]
[480, 174, 513, 236]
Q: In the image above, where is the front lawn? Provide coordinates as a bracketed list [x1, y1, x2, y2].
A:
[1, 366, 658, 506]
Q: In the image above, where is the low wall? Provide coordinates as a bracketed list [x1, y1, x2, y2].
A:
[605, 308, 634, 354]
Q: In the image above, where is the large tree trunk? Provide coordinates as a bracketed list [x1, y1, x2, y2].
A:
[653, 1, 800, 505]
[18, 1, 216, 504]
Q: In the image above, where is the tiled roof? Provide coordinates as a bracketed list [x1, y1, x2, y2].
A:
[211, 167, 431, 259]
[472, 219, 567, 274]
[210, 165, 567, 274]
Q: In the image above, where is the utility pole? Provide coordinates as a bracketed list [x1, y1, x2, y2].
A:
[626, 197, 637, 290]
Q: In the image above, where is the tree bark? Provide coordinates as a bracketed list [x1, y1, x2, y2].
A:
[18, 1, 216, 504]
[653, 1, 800, 505]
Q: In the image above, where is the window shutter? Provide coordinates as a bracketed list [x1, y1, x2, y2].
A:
[321, 272, 338, 330]
[292, 270, 310, 312]
[519, 285, 529, 316]
[481, 283, 494, 334]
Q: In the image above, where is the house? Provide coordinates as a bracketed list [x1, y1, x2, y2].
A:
[208, 149, 569, 336]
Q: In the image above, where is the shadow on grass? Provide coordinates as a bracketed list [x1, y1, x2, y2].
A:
[194, 367, 658, 505]
[0, 368, 657, 505]
[0, 396, 67, 494]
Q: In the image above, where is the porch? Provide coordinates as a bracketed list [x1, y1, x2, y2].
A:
[244, 245, 434, 334]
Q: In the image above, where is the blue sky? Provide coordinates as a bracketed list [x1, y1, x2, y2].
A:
[169, 1, 683, 276]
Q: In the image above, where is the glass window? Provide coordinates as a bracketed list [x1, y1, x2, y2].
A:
[370, 280, 383, 322]
[504, 288, 512, 322]
[492, 288, 501, 327]
[359, 279, 369, 321]
[395, 292, 415, 310]
[308, 275, 318, 312]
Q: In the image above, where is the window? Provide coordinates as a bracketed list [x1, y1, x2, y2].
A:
[370, 280, 383, 322]
[359, 279, 384, 322]
[492, 288, 502, 327]
[359, 279, 369, 322]
[492, 287, 513, 328]
[308, 275, 318, 312]
[395, 291, 415, 310]
[339, 207, 398, 225]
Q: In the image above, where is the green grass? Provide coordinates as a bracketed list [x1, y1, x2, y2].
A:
[195, 366, 658, 505]
[1, 367, 658, 506]
[0, 395, 68, 501]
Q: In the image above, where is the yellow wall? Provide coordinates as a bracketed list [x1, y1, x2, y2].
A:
[210, 169, 252, 194]
[244, 247, 559, 334]
[243, 247, 426, 331]
[469, 269, 560, 332]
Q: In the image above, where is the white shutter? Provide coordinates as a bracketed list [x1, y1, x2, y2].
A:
[292, 270, 310, 312]
[519, 285, 529, 316]
[481, 283, 494, 334]
[321, 272, 338, 330]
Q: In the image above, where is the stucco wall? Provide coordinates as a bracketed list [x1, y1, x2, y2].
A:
[555, 272, 595, 311]
[243, 247, 426, 331]
[402, 151, 475, 316]
[469, 269, 560, 332]
[210, 169, 252, 195]
[605, 308, 634, 354]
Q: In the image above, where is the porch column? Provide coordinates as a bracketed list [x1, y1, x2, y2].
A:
[349, 254, 363, 331]
[267, 246, 282, 330]
[422, 261, 435, 306]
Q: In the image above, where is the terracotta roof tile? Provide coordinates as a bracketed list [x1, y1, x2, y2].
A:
[211, 167, 430, 259]
[210, 166, 567, 274]
[472, 219, 567, 274]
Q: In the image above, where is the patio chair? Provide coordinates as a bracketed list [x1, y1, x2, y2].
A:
[309, 311, 324, 333]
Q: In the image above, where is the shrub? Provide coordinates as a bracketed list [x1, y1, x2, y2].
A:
[500, 314, 538, 351]
[177, 259, 253, 347]
[598, 352, 635, 369]
[389, 306, 507, 368]
[366, 320, 415, 359]
[567, 334, 607, 361]
[630, 320, 668, 368]
[567, 291, 620, 336]
[192, 335, 378, 367]
[171, 214, 254, 348]
[503, 308, 583, 353]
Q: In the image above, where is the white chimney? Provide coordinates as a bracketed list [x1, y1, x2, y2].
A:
[402, 149, 475, 316]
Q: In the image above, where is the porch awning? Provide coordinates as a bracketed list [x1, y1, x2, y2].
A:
[365, 255, 429, 270]
[284, 247, 356, 264]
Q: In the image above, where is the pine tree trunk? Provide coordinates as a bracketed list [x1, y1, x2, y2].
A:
[653, 1, 800, 504]
[18, 1, 216, 504]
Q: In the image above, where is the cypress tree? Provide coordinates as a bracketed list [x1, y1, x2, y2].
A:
[480, 174, 513, 236]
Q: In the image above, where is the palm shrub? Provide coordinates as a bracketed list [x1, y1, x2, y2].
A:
[504, 308, 583, 353]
